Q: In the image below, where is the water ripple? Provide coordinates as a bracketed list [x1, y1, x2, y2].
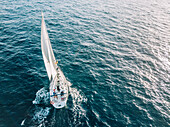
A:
[0, 0, 170, 126]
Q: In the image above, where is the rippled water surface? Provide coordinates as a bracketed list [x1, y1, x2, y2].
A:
[0, 0, 170, 126]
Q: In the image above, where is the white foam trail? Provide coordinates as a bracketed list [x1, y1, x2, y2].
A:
[20, 106, 51, 126]
[22, 84, 87, 126]
[32, 87, 50, 105]
[69, 87, 87, 124]
[19, 87, 51, 126]
[21, 118, 26, 126]
[32, 107, 51, 124]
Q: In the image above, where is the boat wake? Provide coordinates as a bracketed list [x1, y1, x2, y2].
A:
[21, 87, 51, 126]
[69, 87, 87, 125]
[21, 85, 87, 126]
[32, 87, 50, 105]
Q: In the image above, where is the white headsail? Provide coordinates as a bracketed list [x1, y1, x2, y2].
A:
[41, 12, 57, 81]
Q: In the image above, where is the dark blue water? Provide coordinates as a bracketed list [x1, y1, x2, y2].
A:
[0, 0, 170, 126]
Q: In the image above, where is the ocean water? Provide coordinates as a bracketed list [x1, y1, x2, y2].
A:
[0, 0, 170, 126]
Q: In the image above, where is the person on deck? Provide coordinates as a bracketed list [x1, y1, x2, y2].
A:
[57, 86, 60, 91]
[61, 91, 64, 96]
[53, 89, 58, 99]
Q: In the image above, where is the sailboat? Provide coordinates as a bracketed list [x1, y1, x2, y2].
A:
[41, 12, 69, 108]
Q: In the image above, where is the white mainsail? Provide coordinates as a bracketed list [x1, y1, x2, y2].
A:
[41, 12, 57, 81]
